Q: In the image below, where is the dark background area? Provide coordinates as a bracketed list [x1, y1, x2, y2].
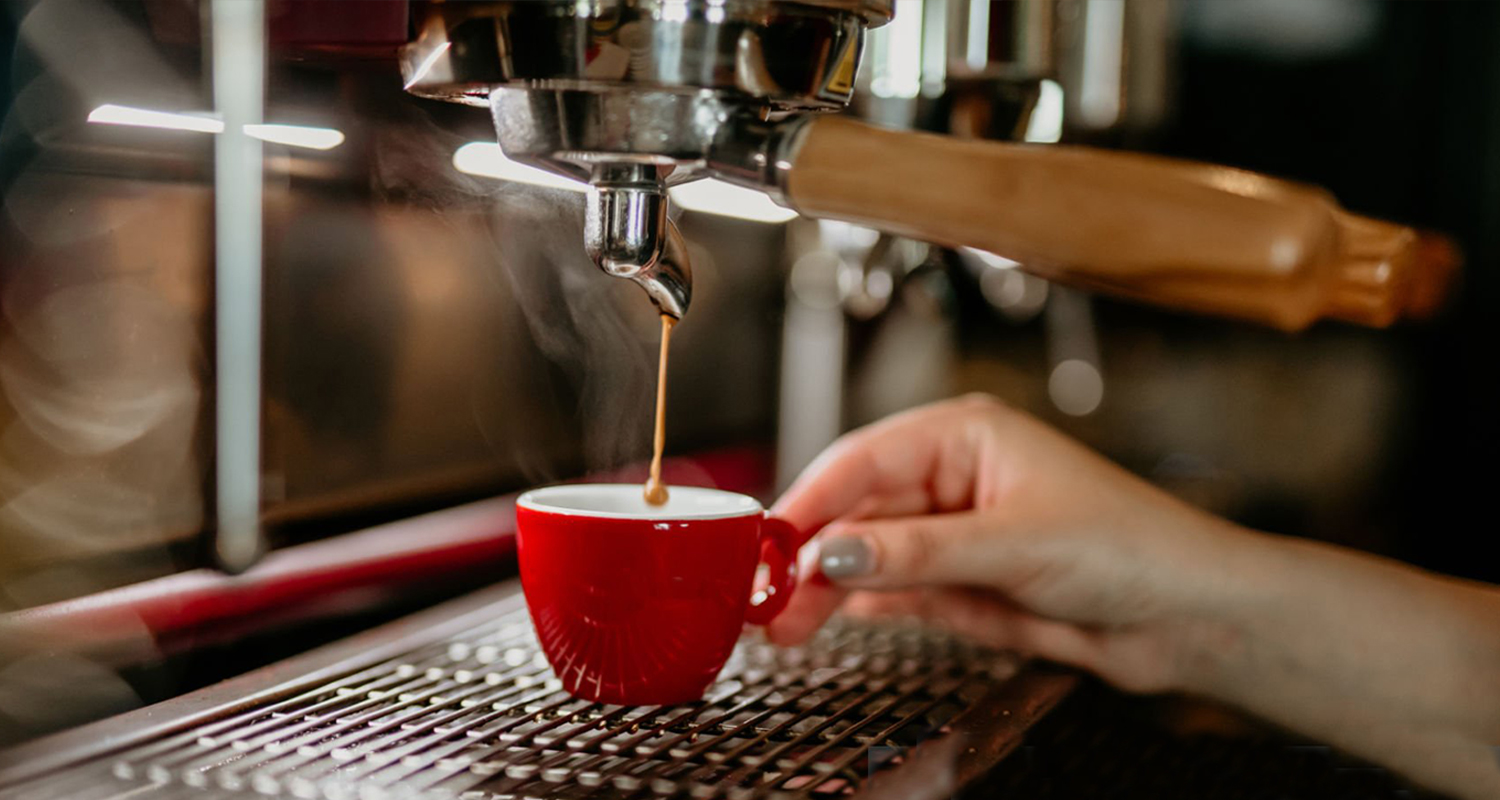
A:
[1154, 1, 1500, 583]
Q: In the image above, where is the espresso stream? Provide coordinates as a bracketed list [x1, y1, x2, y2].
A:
[644, 314, 674, 505]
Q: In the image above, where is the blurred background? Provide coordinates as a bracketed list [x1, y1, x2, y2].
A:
[0, 0, 1496, 751]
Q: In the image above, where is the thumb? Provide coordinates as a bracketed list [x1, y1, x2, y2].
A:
[815, 512, 1005, 590]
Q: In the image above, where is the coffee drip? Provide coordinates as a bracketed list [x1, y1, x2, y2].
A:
[643, 315, 674, 505]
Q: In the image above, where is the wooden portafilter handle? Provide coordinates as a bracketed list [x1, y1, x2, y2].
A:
[780, 116, 1458, 332]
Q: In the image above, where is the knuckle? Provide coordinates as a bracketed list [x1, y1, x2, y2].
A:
[876, 521, 940, 580]
[829, 422, 885, 458]
[953, 393, 1013, 427]
[821, 428, 863, 458]
[806, 428, 873, 476]
[957, 392, 1006, 413]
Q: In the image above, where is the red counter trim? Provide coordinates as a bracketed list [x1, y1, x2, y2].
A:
[1, 447, 772, 657]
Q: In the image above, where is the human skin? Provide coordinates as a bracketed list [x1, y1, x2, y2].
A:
[767, 394, 1500, 800]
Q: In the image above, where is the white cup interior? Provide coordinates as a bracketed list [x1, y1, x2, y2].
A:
[517, 484, 762, 520]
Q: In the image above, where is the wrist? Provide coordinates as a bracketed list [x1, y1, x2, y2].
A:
[1164, 526, 1500, 726]
[1158, 520, 1288, 698]
[1161, 531, 1500, 799]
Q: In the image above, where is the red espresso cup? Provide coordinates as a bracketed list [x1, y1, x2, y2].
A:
[516, 484, 800, 705]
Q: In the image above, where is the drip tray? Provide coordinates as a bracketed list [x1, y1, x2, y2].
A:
[0, 583, 1073, 800]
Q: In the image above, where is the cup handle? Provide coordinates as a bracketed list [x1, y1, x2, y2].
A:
[745, 516, 799, 626]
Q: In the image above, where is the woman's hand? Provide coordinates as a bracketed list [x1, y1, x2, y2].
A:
[769, 394, 1251, 693]
[770, 394, 1500, 800]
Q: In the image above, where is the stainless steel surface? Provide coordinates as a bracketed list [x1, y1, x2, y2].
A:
[486, 89, 742, 173]
[585, 164, 669, 277]
[404, 0, 890, 310]
[630, 218, 694, 319]
[1054, 0, 1178, 133]
[704, 113, 815, 204]
[0, 582, 1072, 800]
[401, 1, 890, 107]
[851, 0, 1056, 129]
[209, 0, 268, 573]
[581, 162, 692, 317]
[0, 586, 526, 787]
[994, 0, 1060, 78]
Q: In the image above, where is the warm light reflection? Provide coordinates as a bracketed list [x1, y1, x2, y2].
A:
[451, 142, 588, 193]
[668, 179, 798, 224]
[401, 40, 451, 90]
[88, 104, 221, 133]
[453, 142, 798, 224]
[242, 124, 344, 150]
[87, 104, 344, 150]
[1049, 359, 1104, 417]
[962, 247, 1021, 270]
[868, 0, 923, 98]
[1025, 79, 1065, 144]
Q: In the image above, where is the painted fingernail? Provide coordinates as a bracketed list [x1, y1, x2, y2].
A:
[819, 536, 874, 579]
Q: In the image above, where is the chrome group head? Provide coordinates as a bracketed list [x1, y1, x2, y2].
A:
[400, 0, 892, 317]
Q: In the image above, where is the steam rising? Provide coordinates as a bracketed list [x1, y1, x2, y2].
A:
[485, 189, 656, 479]
[369, 105, 656, 482]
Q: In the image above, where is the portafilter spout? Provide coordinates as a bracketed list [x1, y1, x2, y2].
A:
[629, 217, 692, 320]
[584, 164, 666, 280]
[581, 163, 689, 318]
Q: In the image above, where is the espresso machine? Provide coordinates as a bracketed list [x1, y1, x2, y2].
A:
[0, 2, 1478, 798]
[400, 0, 1451, 330]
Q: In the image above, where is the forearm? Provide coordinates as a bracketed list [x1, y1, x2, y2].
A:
[1183, 530, 1500, 799]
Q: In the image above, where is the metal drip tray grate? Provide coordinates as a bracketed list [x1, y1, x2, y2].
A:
[0, 585, 1071, 800]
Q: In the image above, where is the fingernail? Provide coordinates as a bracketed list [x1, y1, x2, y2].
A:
[819, 536, 874, 579]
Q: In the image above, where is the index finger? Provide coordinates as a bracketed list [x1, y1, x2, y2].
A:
[770, 395, 998, 539]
